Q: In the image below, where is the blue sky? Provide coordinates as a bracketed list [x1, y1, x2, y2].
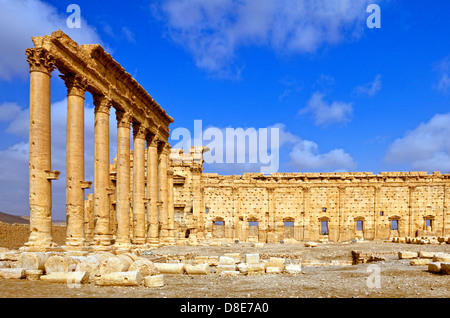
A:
[0, 0, 449, 219]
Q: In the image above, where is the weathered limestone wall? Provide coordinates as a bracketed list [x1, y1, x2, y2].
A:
[170, 148, 450, 243]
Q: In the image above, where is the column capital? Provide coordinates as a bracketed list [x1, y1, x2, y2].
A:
[25, 48, 55, 74]
[161, 142, 171, 155]
[59, 73, 88, 98]
[147, 134, 161, 148]
[116, 109, 131, 128]
[93, 94, 112, 115]
[132, 122, 148, 140]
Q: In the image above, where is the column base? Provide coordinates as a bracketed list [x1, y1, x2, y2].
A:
[90, 234, 113, 251]
[60, 245, 91, 252]
[19, 245, 64, 253]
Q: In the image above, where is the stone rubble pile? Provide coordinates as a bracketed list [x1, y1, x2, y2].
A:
[0, 249, 355, 287]
[392, 236, 450, 245]
[397, 250, 450, 275]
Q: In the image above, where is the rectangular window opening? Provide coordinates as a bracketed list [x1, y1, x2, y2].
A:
[320, 221, 328, 235]
[284, 221, 294, 228]
[356, 220, 363, 231]
[391, 220, 398, 231]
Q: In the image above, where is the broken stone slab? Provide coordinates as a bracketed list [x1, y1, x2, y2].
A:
[16, 252, 49, 271]
[143, 274, 164, 287]
[219, 256, 236, 266]
[285, 264, 302, 274]
[216, 264, 237, 274]
[129, 259, 159, 277]
[398, 251, 418, 259]
[245, 254, 260, 264]
[207, 256, 219, 266]
[95, 271, 143, 286]
[220, 271, 240, 277]
[40, 271, 89, 284]
[418, 251, 437, 259]
[223, 253, 241, 263]
[410, 259, 431, 266]
[0, 252, 20, 261]
[185, 263, 210, 275]
[304, 242, 317, 247]
[265, 267, 282, 274]
[432, 253, 450, 262]
[0, 261, 10, 269]
[116, 254, 134, 271]
[153, 263, 185, 274]
[237, 263, 248, 274]
[264, 257, 285, 270]
[428, 262, 442, 273]
[441, 263, 450, 275]
[0, 268, 26, 279]
[25, 269, 43, 281]
[247, 263, 265, 275]
[71, 256, 100, 280]
[45, 255, 77, 274]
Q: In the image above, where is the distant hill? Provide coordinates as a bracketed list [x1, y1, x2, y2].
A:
[0, 211, 29, 224]
[0, 212, 65, 225]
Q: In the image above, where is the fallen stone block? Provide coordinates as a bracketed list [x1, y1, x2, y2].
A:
[16, 252, 49, 271]
[216, 264, 237, 274]
[285, 264, 302, 274]
[97, 257, 130, 276]
[398, 251, 418, 259]
[219, 256, 236, 266]
[432, 253, 450, 262]
[72, 256, 100, 280]
[418, 251, 436, 259]
[247, 263, 265, 275]
[40, 271, 89, 284]
[220, 271, 239, 277]
[237, 263, 248, 274]
[129, 259, 159, 277]
[223, 253, 241, 263]
[0, 261, 10, 269]
[265, 267, 282, 274]
[95, 271, 143, 286]
[185, 263, 210, 275]
[264, 257, 285, 270]
[143, 274, 164, 287]
[304, 242, 317, 247]
[410, 259, 431, 266]
[245, 254, 260, 264]
[0, 252, 20, 262]
[154, 263, 185, 274]
[25, 269, 43, 281]
[428, 262, 441, 273]
[116, 254, 134, 271]
[207, 256, 219, 266]
[441, 263, 450, 275]
[45, 255, 77, 274]
[0, 268, 25, 279]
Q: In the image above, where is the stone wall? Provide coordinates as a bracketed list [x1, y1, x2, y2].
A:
[0, 222, 66, 249]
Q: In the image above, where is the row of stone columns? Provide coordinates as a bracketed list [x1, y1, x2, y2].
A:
[24, 47, 174, 251]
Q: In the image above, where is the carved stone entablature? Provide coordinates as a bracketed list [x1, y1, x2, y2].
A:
[60, 73, 88, 97]
[25, 48, 56, 74]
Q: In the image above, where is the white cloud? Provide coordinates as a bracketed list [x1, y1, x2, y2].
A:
[299, 92, 353, 126]
[157, 0, 372, 76]
[385, 113, 450, 172]
[354, 74, 382, 97]
[0, 0, 102, 80]
[289, 139, 356, 171]
[0, 102, 22, 121]
[0, 98, 118, 219]
[435, 56, 450, 93]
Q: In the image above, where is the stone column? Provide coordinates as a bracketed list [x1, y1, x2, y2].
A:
[24, 48, 59, 251]
[146, 135, 160, 246]
[114, 110, 132, 249]
[408, 185, 416, 237]
[158, 143, 169, 241]
[60, 73, 91, 249]
[92, 94, 112, 249]
[337, 186, 346, 242]
[132, 122, 147, 245]
[167, 160, 176, 244]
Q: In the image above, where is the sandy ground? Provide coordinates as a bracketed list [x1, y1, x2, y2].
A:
[1, 241, 450, 300]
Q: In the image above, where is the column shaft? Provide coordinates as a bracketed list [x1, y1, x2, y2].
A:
[132, 123, 147, 245]
[62, 74, 89, 247]
[25, 48, 58, 250]
[167, 161, 175, 243]
[93, 95, 112, 248]
[146, 137, 159, 245]
[115, 110, 131, 248]
[158, 143, 169, 240]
